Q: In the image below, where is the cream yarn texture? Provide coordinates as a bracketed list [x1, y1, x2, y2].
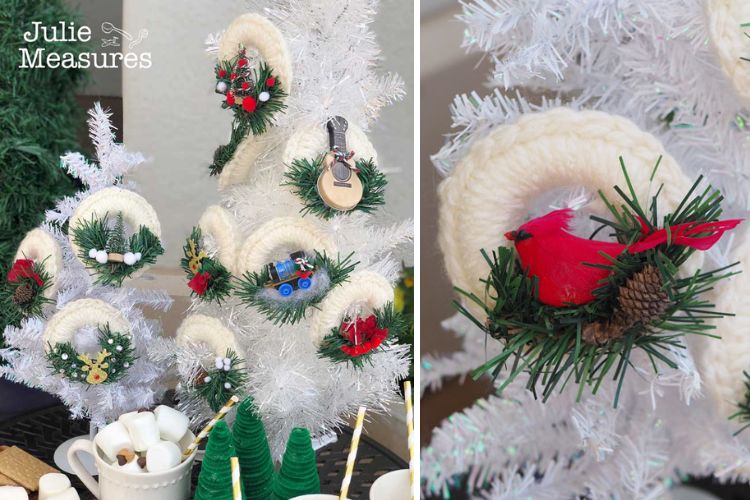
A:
[235, 216, 336, 274]
[198, 205, 241, 274]
[43, 298, 130, 352]
[308, 270, 394, 346]
[281, 121, 378, 167]
[14, 228, 63, 298]
[706, 0, 750, 108]
[68, 187, 162, 274]
[175, 314, 240, 358]
[438, 107, 692, 309]
[217, 128, 283, 191]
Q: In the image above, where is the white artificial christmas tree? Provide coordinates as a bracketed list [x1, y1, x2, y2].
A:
[424, 1, 750, 498]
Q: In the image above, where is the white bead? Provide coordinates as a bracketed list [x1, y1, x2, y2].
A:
[108, 339, 114, 344]
[124, 362, 129, 368]
[95, 250, 108, 264]
[123, 252, 137, 266]
[216, 81, 228, 93]
[116, 345, 123, 352]
[223, 365, 231, 371]
[88, 248, 98, 259]
[224, 382, 231, 389]
[258, 91, 270, 102]
[134, 252, 142, 261]
[204, 376, 212, 383]
[61, 353, 68, 360]
[215, 357, 224, 370]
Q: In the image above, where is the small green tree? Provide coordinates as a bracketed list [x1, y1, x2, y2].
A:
[272, 428, 320, 500]
[233, 397, 275, 500]
[194, 420, 242, 500]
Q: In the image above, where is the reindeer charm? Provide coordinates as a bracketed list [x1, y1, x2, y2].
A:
[78, 350, 111, 384]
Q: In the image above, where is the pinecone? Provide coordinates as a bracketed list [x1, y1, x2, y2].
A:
[12, 282, 35, 306]
[582, 265, 670, 345]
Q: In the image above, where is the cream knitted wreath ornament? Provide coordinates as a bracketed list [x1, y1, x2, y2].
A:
[14, 228, 62, 299]
[706, 0, 750, 108]
[43, 299, 134, 385]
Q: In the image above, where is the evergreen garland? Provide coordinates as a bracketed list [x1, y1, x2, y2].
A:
[731, 372, 750, 434]
[210, 51, 287, 176]
[235, 252, 357, 325]
[180, 226, 233, 303]
[0, 0, 87, 341]
[283, 156, 387, 219]
[46, 324, 136, 385]
[71, 212, 164, 287]
[457, 159, 739, 407]
[192, 349, 248, 413]
[317, 302, 405, 368]
[0, 258, 53, 321]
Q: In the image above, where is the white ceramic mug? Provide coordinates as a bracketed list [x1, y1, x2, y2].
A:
[370, 469, 411, 500]
[67, 438, 196, 500]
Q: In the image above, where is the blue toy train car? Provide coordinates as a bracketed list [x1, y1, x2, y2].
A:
[266, 250, 315, 297]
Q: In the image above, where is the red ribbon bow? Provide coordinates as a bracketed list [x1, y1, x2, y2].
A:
[340, 314, 388, 357]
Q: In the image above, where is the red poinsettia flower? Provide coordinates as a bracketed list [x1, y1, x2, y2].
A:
[265, 77, 276, 88]
[340, 315, 388, 357]
[7, 259, 43, 287]
[188, 272, 211, 295]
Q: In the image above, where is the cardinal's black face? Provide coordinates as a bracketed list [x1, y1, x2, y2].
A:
[504, 229, 532, 242]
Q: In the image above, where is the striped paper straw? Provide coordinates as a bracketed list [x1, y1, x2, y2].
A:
[230, 456, 241, 500]
[183, 394, 240, 458]
[404, 381, 415, 500]
[339, 406, 367, 500]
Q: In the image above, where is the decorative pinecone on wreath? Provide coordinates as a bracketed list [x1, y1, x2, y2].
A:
[12, 282, 35, 306]
[582, 265, 670, 345]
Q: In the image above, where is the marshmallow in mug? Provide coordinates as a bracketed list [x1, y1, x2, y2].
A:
[154, 405, 189, 443]
[123, 412, 161, 452]
[145, 441, 182, 473]
[95, 421, 133, 462]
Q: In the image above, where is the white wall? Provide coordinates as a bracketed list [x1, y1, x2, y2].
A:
[122, 0, 414, 273]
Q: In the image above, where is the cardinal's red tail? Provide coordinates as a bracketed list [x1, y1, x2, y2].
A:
[628, 219, 743, 253]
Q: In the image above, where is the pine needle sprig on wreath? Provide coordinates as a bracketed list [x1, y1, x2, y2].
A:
[235, 252, 358, 325]
[729, 371, 750, 435]
[283, 156, 387, 219]
[0, 259, 53, 320]
[180, 226, 233, 303]
[192, 349, 248, 413]
[456, 158, 740, 407]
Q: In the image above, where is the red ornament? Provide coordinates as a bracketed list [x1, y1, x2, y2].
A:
[217, 69, 227, 78]
[265, 77, 276, 88]
[242, 96, 257, 113]
[226, 92, 235, 106]
[230, 72, 237, 81]
[505, 208, 742, 307]
[237, 58, 247, 68]
[241, 81, 250, 90]
[7, 259, 43, 287]
[340, 315, 388, 357]
[188, 272, 211, 295]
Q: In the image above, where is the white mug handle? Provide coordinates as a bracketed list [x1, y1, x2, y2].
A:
[67, 439, 101, 498]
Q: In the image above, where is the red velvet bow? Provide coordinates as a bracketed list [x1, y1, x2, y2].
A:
[7, 259, 43, 287]
[188, 271, 211, 295]
[340, 314, 388, 357]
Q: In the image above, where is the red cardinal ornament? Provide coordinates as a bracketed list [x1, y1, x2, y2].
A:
[505, 209, 741, 307]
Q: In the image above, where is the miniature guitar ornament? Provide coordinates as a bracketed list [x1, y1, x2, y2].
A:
[316, 116, 364, 211]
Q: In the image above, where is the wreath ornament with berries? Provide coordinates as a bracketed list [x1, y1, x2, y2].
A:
[210, 14, 291, 176]
[181, 226, 233, 303]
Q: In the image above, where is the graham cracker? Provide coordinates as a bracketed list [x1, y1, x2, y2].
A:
[0, 471, 17, 487]
[0, 446, 58, 491]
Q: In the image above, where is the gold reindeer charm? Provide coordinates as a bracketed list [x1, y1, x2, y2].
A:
[187, 239, 208, 273]
[78, 350, 111, 384]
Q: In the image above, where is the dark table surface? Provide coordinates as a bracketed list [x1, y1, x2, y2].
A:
[0, 404, 407, 499]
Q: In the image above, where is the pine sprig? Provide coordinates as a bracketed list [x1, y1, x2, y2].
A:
[180, 226, 233, 303]
[730, 371, 750, 434]
[47, 324, 136, 385]
[210, 59, 287, 176]
[193, 349, 248, 413]
[317, 303, 405, 368]
[283, 156, 388, 219]
[235, 252, 358, 325]
[71, 212, 164, 287]
[457, 158, 740, 407]
[0, 259, 53, 319]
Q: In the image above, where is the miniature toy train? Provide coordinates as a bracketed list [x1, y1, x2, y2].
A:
[265, 250, 315, 297]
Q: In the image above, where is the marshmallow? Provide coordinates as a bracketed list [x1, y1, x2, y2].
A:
[119, 458, 145, 474]
[118, 411, 141, 427]
[47, 488, 80, 500]
[146, 441, 181, 473]
[39, 473, 71, 499]
[154, 405, 190, 443]
[123, 412, 160, 452]
[95, 422, 133, 462]
[0, 486, 28, 500]
[177, 429, 193, 453]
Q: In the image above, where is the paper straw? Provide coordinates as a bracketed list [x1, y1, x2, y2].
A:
[404, 381, 415, 500]
[230, 456, 241, 500]
[339, 406, 367, 500]
[183, 394, 240, 458]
